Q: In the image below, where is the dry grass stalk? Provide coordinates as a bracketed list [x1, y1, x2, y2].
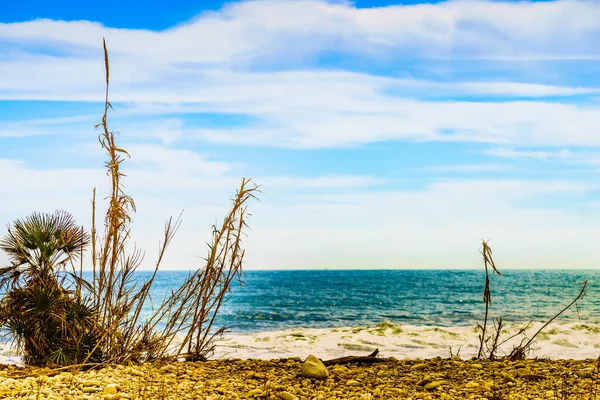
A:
[77, 39, 259, 366]
[476, 240, 503, 359]
[140, 178, 259, 361]
[507, 280, 587, 360]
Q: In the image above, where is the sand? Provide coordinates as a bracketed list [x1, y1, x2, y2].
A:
[0, 356, 598, 400]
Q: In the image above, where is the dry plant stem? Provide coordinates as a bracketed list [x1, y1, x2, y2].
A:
[82, 39, 179, 365]
[477, 240, 502, 359]
[496, 321, 532, 350]
[508, 280, 588, 360]
[60, 39, 257, 368]
[485, 317, 504, 361]
[169, 178, 258, 360]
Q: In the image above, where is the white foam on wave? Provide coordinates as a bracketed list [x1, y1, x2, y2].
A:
[213, 321, 600, 360]
[0, 342, 23, 366]
[2, 321, 599, 365]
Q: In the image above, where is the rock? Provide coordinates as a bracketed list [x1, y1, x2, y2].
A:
[411, 363, 428, 370]
[332, 366, 347, 376]
[302, 355, 329, 379]
[254, 372, 267, 379]
[102, 395, 122, 400]
[277, 391, 298, 400]
[247, 388, 264, 397]
[103, 384, 119, 395]
[516, 368, 532, 378]
[501, 372, 515, 382]
[82, 379, 102, 387]
[124, 368, 144, 377]
[417, 378, 433, 386]
[424, 381, 444, 390]
[345, 379, 360, 386]
[521, 373, 546, 381]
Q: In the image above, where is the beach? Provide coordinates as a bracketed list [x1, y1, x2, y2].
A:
[1, 269, 600, 398]
[1, 320, 600, 399]
[1, 356, 598, 399]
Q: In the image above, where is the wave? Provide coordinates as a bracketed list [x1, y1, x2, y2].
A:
[213, 321, 600, 361]
[3, 320, 599, 365]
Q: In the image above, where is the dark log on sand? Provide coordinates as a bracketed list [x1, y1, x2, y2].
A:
[322, 349, 387, 366]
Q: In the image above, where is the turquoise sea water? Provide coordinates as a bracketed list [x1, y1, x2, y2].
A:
[142, 269, 599, 333]
[1, 269, 599, 362]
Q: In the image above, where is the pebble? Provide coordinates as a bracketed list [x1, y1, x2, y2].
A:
[301, 354, 329, 379]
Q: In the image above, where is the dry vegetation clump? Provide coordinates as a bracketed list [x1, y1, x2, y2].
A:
[475, 240, 588, 363]
[0, 39, 259, 367]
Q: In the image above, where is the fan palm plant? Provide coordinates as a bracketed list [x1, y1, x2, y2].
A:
[0, 210, 89, 285]
[0, 210, 101, 366]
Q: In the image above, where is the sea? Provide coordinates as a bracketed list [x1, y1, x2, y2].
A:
[1, 269, 600, 364]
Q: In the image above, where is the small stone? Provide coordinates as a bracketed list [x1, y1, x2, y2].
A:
[501, 372, 515, 382]
[302, 355, 329, 379]
[247, 388, 264, 397]
[332, 366, 346, 376]
[103, 384, 118, 395]
[254, 372, 267, 379]
[521, 373, 545, 381]
[346, 379, 360, 386]
[417, 378, 433, 386]
[277, 391, 298, 400]
[82, 380, 102, 387]
[424, 381, 444, 390]
[215, 386, 227, 394]
[124, 368, 144, 377]
[411, 363, 428, 370]
[516, 368, 531, 377]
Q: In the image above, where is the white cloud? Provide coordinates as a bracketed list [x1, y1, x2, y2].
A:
[428, 164, 509, 172]
[1, 0, 599, 150]
[1, 0, 598, 63]
[487, 147, 600, 166]
[5, 81, 600, 149]
[191, 100, 600, 148]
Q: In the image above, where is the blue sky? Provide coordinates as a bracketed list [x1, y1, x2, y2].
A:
[1, 0, 600, 270]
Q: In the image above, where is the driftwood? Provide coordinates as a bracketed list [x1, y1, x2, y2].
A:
[322, 349, 387, 366]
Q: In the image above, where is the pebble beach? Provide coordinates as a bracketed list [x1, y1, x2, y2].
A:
[1, 356, 598, 400]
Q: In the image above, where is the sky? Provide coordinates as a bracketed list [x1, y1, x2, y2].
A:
[1, 0, 600, 270]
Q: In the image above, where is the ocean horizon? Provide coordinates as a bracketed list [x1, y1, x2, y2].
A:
[1, 269, 599, 364]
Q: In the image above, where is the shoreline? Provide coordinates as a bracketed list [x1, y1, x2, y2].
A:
[3, 320, 600, 366]
[1, 356, 599, 399]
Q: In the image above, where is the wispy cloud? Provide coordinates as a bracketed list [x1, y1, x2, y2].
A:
[1, 0, 599, 63]
[487, 147, 600, 167]
[428, 164, 509, 173]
